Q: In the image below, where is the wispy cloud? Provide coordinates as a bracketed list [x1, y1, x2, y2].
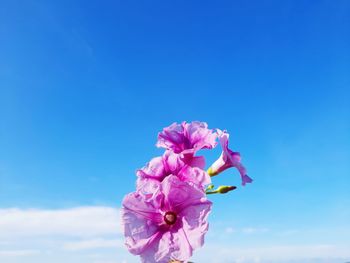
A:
[241, 227, 269, 234]
[0, 206, 349, 263]
[193, 244, 350, 263]
[63, 238, 124, 251]
[223, 226, 269, 235]
[0, 206, 134, 263]
[225, 227, 235, 234]
[0, 249, 41, 257]
[0, 206, 121, 239]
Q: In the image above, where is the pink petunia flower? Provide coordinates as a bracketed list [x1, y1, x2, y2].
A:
[136, 151, 211, 192]
[156, 121, 217, 158]
[122, 175, 212, 263]
[208, 129, 253, 186]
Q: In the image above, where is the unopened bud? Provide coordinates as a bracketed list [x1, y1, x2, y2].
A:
[207, 167, 218, 176]
[217, 185, 236, 194]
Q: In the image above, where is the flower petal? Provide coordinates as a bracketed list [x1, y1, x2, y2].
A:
[181, 201, 212, 250]
[178, 165, 211, 188]
[137, 156, 166, 180]
[161, 175, 207, 213]
[168, 228, 193, 261]
[136, 177, 162, 201]
[156, 123, 185, 153]
[209, 129, 252, 186]
[157, 121, 217, 155]
[140, 231, 171, 263]
[184, 121, 217, 152]
[121, 192, 163, 255]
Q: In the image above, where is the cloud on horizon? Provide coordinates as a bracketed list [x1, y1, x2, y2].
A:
[0, 206, 349, 263]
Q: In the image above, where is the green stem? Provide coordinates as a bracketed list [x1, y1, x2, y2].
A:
[206, 190, 219, 195]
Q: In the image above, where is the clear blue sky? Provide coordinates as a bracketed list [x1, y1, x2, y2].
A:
[0, 1, 349, 263]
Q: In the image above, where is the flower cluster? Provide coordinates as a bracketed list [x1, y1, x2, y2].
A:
[121, 121, 252, 263]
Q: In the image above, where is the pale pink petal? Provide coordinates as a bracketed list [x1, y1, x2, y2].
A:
[122, 193, 163, 254]
[181, 201, 211, 250]
[136, 177, 162, 201]
[168, 228, 193, 261]
[141, 232, 172, 263]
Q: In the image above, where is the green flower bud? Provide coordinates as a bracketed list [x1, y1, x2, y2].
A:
[217, 185, 236, 194]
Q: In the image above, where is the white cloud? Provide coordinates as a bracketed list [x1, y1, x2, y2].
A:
[241, 227, 269, 234]
[0, 249, 41, 257]
[0, 206, 121, 239]
[0, 206, 349, 263]
[63, 238, 124, 251]
[222, 226, 269, 235]
[225, 227, 235, 234]
[193, 244, 350, 263]
[0, 206, 134, 263]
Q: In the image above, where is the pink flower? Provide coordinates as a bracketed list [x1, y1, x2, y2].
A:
[156, 121, 217, 157]
[136, 151, 211, 191]
[122, 175, 212, 263]
[208, 130, 253, 186]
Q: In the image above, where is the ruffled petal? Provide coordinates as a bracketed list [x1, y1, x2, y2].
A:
[157, 121, 217, 155]
[161, 175, 207, 213]
[140, 231, 172, 263]
[208, 129, 252, 186]
[121, 192, 163, 255]
[156, 123, 185, 153]
[178, 165, 211, 188]
[137, 156, 166, 180]
[136, 177, 162, 201]
[181, 201, 212, 250]
[187, 155, 206, 169]
[163, 150, 184, 174]
[168, 228, 193, 261]
[183, 121, 217, 152]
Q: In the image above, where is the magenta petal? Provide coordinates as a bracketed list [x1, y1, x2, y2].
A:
[162, 175, 208, 212]
[178, 165, 211, 187]
[137, 156, 166, 180]
[227, 150, 252, 186]
[187, 155, 206, 169]
[157, 121, 217, 155]
[183, 121, 217, 151]
[137, 150, 209, 189]
[162, 150, 183, 174]
[242, 174, 253, 186]
[156, 122, 185, 153]
[209, 129, 252, 186]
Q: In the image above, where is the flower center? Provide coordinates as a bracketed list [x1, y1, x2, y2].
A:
[164, 211, 177, 225]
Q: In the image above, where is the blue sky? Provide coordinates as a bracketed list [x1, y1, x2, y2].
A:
[0, 1, 349, 263]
